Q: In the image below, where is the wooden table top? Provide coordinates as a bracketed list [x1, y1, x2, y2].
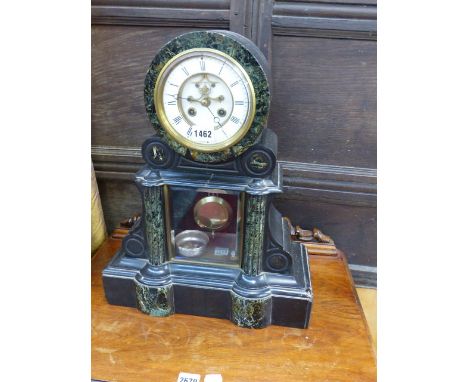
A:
[92, 238, 376, 382]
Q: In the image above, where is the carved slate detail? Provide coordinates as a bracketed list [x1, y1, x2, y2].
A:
[121, 217, 147, 258]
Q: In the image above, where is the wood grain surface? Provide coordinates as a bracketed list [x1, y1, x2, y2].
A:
[92, 239, 376, 381]
[270, 35, 376, 168]
[356, 287, 377, 350]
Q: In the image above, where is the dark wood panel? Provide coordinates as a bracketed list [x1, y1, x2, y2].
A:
[92, 0, 230, 28]
[274, 2, 376, 19]
[93, 0, 229, 8]
[229, 0, 273, 60]
[269, 35, 376, 168]
[281, 160, 376, 207]
[96, 178, 142, 236]
[273, 197, 376, 269]
[272, 1, 376, 39]
[91, 26, 218, 148]
[276, 0, 376, 6]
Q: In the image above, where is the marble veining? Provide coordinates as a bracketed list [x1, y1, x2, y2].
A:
[142, 186, 166, 265]
[135, 282, 174, 317]
[242, 194, 267, 276]
[231, 293, 271, 329]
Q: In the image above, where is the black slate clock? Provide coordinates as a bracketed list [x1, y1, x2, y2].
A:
[103, 30, 313, 329]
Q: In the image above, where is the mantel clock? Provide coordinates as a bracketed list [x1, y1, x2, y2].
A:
[102, 31, 313, 329]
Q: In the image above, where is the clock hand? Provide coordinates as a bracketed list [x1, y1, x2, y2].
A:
[206, 104, 223, 129]
[167, 94, 203, 103]
[187, 95, 204, 104]
[205, 103, 217, 119]
[207, 95, 225, 102]
[185, 94, 223, 105]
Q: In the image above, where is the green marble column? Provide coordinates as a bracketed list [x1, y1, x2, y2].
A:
[143, 186, 167, 265]
[242, 194, 267, 276]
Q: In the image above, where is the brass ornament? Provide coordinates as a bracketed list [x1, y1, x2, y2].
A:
[193, 196, 233, 231]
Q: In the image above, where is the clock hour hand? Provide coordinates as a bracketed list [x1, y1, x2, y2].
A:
[206, 95, 225, 102]
[186, 95, 224, 104]
[167, 94, 202, 103]
[186, 95, 204, 104]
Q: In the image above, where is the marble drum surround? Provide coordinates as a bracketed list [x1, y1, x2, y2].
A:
[144, 30, 270, 163]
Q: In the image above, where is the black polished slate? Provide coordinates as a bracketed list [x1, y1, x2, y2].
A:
[103, 130, 313, 328]
[103, 204, 313, 328]
[142, 128, 278, 179]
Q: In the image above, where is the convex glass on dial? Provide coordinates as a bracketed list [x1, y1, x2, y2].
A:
[155, 48, 255, 152]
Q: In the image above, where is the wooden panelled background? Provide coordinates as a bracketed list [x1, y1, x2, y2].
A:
[91, 0, 377, 286]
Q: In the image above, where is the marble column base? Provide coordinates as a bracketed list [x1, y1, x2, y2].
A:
[135, 282, 174, 317]
[230, 292, 272, 329]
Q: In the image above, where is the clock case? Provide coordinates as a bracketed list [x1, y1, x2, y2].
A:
[102, 31, 313, 329]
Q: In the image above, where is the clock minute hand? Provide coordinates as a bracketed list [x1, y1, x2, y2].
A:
[206, 104, 223, 130]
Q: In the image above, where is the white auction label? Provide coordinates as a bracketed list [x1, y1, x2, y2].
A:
[204, 374, 223, 382]
[214, 247, 229, 256]
[177, 372, 201, 382]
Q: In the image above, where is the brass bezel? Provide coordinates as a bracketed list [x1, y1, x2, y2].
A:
[154, 48, 256, 153]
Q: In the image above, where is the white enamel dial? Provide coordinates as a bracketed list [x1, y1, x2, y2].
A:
[155, 49, 255, 152]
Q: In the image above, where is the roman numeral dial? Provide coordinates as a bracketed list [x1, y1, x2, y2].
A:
[155, 48, 255, 152]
